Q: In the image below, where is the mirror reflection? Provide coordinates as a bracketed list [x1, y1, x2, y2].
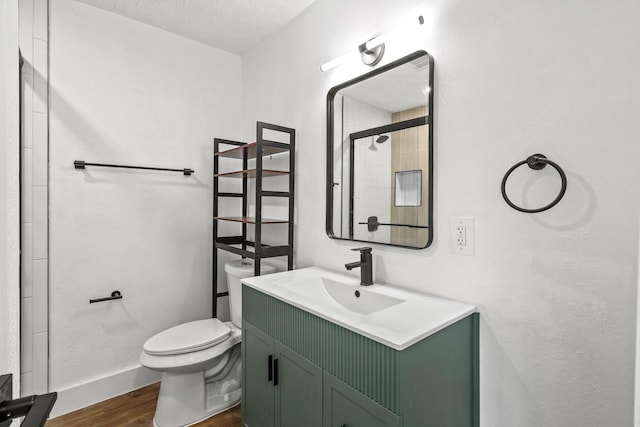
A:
[327, 51, 433, 248]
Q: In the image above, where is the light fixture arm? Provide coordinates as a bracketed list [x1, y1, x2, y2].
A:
[358, 39, 385, 67]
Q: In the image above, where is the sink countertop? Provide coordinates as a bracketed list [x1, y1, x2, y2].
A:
[241, 266, 476, 351]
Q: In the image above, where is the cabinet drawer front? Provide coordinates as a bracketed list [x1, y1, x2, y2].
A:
[323, 373, 402, 427]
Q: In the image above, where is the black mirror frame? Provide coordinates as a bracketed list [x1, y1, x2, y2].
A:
[326, 50, 434, 249]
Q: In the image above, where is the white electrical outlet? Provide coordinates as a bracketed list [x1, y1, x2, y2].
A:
[450, 217, 474, 255]
[456, 225, 466, 246]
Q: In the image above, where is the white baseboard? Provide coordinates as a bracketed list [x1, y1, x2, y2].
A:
[48, 364, 161, 419]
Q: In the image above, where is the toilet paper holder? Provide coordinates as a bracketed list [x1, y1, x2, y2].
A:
[89, 290, 123, 304]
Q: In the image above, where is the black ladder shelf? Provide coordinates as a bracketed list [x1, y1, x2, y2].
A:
[212, 121, 295, 317]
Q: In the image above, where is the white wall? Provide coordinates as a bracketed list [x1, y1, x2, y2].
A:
[0, 0, 21, 395]
[47, 0, 241, 414]
[242, 0, 640, 425]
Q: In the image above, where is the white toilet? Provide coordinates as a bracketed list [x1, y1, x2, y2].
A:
[139, 260, 276, 427]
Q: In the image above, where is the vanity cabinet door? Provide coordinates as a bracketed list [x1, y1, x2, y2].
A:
[243, 321, 323, 427]
[274, 342, 323, 427]
[323, 373, 402, 427]
[243, 323, 275, 427]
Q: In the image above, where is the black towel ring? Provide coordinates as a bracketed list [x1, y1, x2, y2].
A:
[501, 154, 567, 213]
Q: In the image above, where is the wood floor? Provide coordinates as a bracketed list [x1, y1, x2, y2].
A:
[45, 382, 242, 427]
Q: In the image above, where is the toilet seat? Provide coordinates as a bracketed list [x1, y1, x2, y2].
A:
[143, 319, 231, 356]
[140, 321, 241, 373]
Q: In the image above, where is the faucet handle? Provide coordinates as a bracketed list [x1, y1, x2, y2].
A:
[351, 247, 372, 254]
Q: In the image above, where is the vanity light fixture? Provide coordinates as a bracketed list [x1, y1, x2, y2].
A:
[320, 15, 424, 72]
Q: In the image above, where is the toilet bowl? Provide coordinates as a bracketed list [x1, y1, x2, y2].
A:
[139, 260, 276, 427]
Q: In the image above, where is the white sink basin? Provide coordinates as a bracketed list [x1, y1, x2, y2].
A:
[277, 277, 405, 315]
[242, 266, 476, 350]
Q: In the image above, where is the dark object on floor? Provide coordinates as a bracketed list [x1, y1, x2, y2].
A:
[0, 374, 57, 427]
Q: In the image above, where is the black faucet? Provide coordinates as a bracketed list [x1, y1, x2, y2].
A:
[345, 247, 373, 286]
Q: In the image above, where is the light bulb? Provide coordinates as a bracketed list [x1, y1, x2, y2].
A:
[320, 50, 360, 72]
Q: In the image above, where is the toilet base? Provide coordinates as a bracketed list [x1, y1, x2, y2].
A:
[152, 346, 242, 427]
[153, 399, 240, 427]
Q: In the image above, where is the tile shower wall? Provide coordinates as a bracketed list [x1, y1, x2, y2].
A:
[389, 106, 428, 247]
[18, 0, 49, 397]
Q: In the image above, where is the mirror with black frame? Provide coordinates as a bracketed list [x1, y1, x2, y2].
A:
[326, 50, 433, 249]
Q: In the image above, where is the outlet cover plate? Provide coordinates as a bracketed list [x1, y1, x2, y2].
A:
[450, 217, 474, 256]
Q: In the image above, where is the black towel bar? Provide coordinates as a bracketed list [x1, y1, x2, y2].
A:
[74, 160, 193, 176]
[358, 216, 429, 232]
[89, 290, 123, 304]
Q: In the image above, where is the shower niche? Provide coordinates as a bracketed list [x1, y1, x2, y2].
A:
[326, 50, 434, 249]
[395, 170, 422, 207]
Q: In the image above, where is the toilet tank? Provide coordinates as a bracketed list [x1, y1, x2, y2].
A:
[224, 260, 277, 328]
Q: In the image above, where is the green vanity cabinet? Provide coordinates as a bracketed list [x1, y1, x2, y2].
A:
[242, 321, 323, 427]
[242, 286, 479, 427]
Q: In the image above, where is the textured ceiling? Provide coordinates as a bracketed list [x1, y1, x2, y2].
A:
[75, 0, 317, 54]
